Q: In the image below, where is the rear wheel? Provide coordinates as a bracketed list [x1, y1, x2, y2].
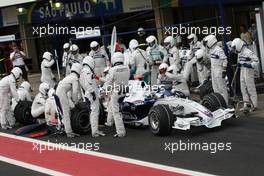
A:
[14, 101, 35, 125]
[148, 104, 173, 136]
[71, 102, 91, 135]
[201, 93, 227, 111]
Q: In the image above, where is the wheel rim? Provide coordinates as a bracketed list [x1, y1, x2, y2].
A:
[150, 112, 159, 131]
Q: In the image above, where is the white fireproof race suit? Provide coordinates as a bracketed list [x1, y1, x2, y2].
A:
[0, 74, 19, 128]
[184, 41, 205, 82]
[89, 47, 109, 76]
[80, 65, 101, 136]
[41, 58, 56, 88]
[31, 93, 47, 118]
[56, 72, 80, 134]
[163, 46, 181, 69]
[238, 47, 259, 108]
[131, 48, 150, 83]
[11, 84, 32, 111]
[146, 45, 168, 85]
[209, 45, 228, 104]
[103, 64, 130, 137]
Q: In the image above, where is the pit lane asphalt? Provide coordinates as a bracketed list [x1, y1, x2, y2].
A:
[1, 110, 264, 176]
[0, 161, 49, 176]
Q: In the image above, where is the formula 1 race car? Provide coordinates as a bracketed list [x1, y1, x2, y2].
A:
[102, 80, 236, 136]
[65, 80, 235, 135]
[13, 80, 236, 136]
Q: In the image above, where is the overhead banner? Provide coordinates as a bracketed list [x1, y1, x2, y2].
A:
[31, 0, 94, 24]
[122, 0, 152, 13]
[30, 0, 122, 24]
[15, 0, 151, 24]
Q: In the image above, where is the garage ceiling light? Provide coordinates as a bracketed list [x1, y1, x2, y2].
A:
[49, 0, 63, 10]
[54, 2, 62, 9]
[17, 7, 27, 14]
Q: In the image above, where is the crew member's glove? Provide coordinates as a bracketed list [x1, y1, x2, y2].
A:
[242, 63, 253, 68]
[222, 70, 227, 78]
[237, 63, 242, 68]
[53, 77, 56, 82]
[91, 92, 96, 101]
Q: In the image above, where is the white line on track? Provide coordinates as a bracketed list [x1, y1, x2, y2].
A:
[0, 156, 70, 176]
[0, 132, 215, 176]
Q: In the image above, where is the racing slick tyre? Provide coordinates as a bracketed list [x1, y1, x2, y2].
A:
[201, 93, 227, 112]
[71, 102, 91, 135]
[210, 93, 227, 108]
[199, 80, 213, 98]
[148, 104, 173, 136]
[14, 101, 36, 125]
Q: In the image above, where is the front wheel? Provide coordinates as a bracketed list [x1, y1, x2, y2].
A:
[148, 104, 173, 136]
[201, 93, 227, 111]
[199, 80, 213, 98]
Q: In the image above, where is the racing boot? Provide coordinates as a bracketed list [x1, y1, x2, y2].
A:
[67, 132, 80, 138]
[114, 133, 126, 138]
[104, 122, 113, 127]
[1, 124, 12, 130]
[104, 118, 114, 127]
[239, 104, 252, 114]
[6, 124, 13, 129]
[92, 131, 106, 138]
[1, 124, 7, 130]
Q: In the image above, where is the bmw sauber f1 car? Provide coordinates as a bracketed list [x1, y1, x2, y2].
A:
[104, 80, 236, 136]
[13, 80, 236, 136]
